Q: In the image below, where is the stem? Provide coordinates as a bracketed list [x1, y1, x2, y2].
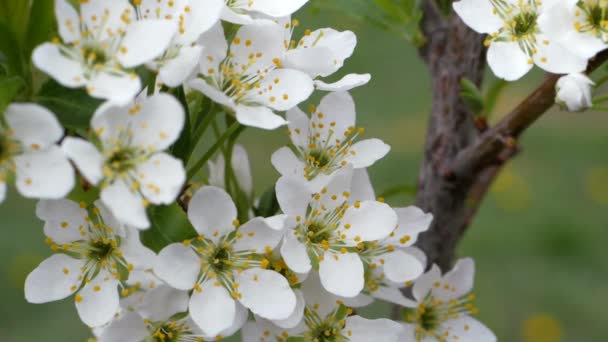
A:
[186, 122, 240, 181]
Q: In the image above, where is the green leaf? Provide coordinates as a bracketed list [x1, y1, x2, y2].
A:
[142, 203, 198, 253]
[0, 75, 24, 112]
[25, 0, 56, 58]
[254, 186, 280, 217]
[378, 183, 417, 200]
[0, 22, 24, 76]
[286, 337, 305, 342]
[483, 78, 507, 118]
[0, 0, 31, 45]
[34, 79, 102, 129]
[460, 78, 484, 116]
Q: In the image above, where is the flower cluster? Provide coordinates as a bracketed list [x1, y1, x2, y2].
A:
[454, 0, 608, 112]
[6, 0, 498, 341]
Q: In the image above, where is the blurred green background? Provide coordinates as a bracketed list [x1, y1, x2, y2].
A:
[2, 4, 608, 342]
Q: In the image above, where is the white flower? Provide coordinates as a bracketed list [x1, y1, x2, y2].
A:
[539, 0, 608, 59]
[61, 93, 186, 229]
[272, 92, 390, 191]
[0, 103, 74, 204]
[221, 0, 309, 24]
[25, 199, 155, 327]
[208, 144, 253, 197]
[399, 258, 497, 342]
[98, 285, 248, 342]
[453, 0, 587, 81]
[134, 0, 224, 87]
[275, 167, 397, 298]
[190, 21, 314, 130]
[556, 73, 595, 112]
[33, 0, 176, 105]
[154, 186, 296, 337]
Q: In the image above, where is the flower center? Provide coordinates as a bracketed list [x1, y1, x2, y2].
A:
[309, 322, 343, 342]
[87, 239, 117, 262]
[305, 221, 334, 244]
[105, 148, 138, 174]
[81, 44, 109, 65]
[210, 245, 233, 273]
[512, 12, 537, 36]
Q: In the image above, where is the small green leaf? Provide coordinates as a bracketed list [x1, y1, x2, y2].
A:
[25, 0, 56, 58]
[460, 78, 484, 116]
[142, 203, 198, 253]
[254, 186, 280, 217]
[0, 75, 24, 112]
[334, 304, 349, 321]
[34, 79, 102, 129]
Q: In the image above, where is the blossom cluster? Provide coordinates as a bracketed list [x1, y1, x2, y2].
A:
[454, 0, 608, 111]
[3, 0, 497, 341]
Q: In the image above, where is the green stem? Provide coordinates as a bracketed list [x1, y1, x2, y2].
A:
[186, 122, 240, 180]
[591, 105, 608, 111]
[592, 94, 608, 104]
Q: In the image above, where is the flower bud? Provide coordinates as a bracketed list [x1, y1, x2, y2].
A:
[555, 73, 594, 112]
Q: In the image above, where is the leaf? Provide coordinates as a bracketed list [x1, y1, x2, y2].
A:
[34, 79, 102, 129]
[460, 78, 484, 116]
[0, 75, 24, 112]
[484, 78, 507, 118]
[141, 203, 198, 253]
[0, 22, 24, 76]
[25, 0, 56, 58]
[254, 186, 280, 217]
[0, 0, 31, 45]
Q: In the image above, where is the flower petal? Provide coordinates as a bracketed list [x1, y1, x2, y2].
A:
[280, 231, 312, 274]
[101, 179, 149, 229]
[315, 91, 356, 143]
[533, 34, 587, 75]
[344, 316, 404, 342]
[198, 23, 228, 75]
[121, 227, 156, 270]
[25, 254, 84, 303]
[275, 176, 311, 218]
[236, 268, 297, 320]
[235, 104, 287, 130]
[75, 270, 120, 327]
[88, 72, 141, 106]
[175, 0, 223, 45]
[118, 20, 177, 68]
[139, 285, 190, 322]
[154, 243, 200, 290]
[284, 47, 337, 77]
[188, 186, 237, 241]
[32, 43, 85, 88]
[319, 251, 364, 298]
[432, 257, 475, 301]
[372, 286, 417, 308]
[189, 281, 236, 337]
[0, 181, 6, 203]
[452, 0, 504, 33]
[61, 137, 104, 185]
[251, 69, 314, 111]
[412, 264, 441, 302]
[486, 41, 533, 81]
[136, 153, 185, 205]
[233, 217, 284, 253]
[55, 0, 81, 43]
[80, 0, 134, 41]
[189, 78, 233, 106]
[128, 93, 186, 151]
[272, 289, 305, 329]
[345, 139, 390, 168]
[340, 200, 397, 243]
[158, 45, 202, 87]
[36, 199, 88, 244]
[442, 316, 496, 342]
[271, 146, 305, 179]
[14, 146, 75, 199]
[5, 103, 63, 150]
[98, 312, 148, 342]
[296, 28, 356, 77]
[248, 0, 308, 17]
[350, 168, 375, 201]
[314, 73, 371, 92]
[382, 249, 425, 283]
[286, 106, 310, 148]
[231, 22, 284, 72]
[386, 206, 433, 247]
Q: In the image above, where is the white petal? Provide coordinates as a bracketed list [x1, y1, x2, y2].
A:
[206, 302, 249, 340]
[412, 264, 441, 302]
[271, 146, 305, 178]
[101, 179, 149, 229]
[382, 249, 425, 283]
[220, 5, 255, 24]
[32, 43, 85, 88]
[372, 286, 418, 307]
[286, 106, 310, 148]
[88, 72, 141, 106]
[263, 214, 288, 231]
[75, 270, 120, 327]
[36, 199, 88, 244]
[442, 316, 496, 342]
[386, 206, 433, 247]
[275, 176, 311, 218]
[316, 91, 356, 142]
[241, 321, 269, 342]
[198, 23, 228, 75]
[136, 153, 185, 205]
[231, 22, 284, 72]
[189, 78, 233, 107]
[61, 137, 104, 185]
[487, 41, 533, 81]
[350, 168, 375, 201]
[314, 73, 371, 92]
[25, 254, 84, 303]
[344, 316, 404, 342]
[284, 47, 336, 77]
[189, 281, 236, 337]
[251, 69, 314, 111]
[175, 0, 223, 45]
[80, 0, 134, 40]
[232, 144, 253, 196]
[297, 28, 356, 77]
[300, 272, 341, 318]
[236, 268, 297, 320]
[533, 35, 587, 75]
[98, 312, 148, 342]
[55, 0, 81, 43]
[235, 104, 287, 130]
[345, 139, 390, 168]
[272, 289, 305, 329]
[5, 103, 63, 150]
[319, 251, 364, 298]
[316, 166, 353, 213]
[158, 45, 202, 87]
[432, 258, 475, 301]
[118, 20, 177, 68]
[14, 147, 75, 199]
[188, 186, 236, 241]
[248, 0, 308, 17]
[139, 286, 189, 322]
[280, 231, 312, 274]
[233, 217, 284, 253]
[128, 93, 186, 151]
[121, 227, 156, 270]
[452, 0, 503, 33]
[340, 201, 397, 243]
[154, 243, 200, 290]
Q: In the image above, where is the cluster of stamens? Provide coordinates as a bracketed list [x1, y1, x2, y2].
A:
[575, 0, 608, 41]
[147, 318, 205, 342]
[301, 305, 352, 342]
